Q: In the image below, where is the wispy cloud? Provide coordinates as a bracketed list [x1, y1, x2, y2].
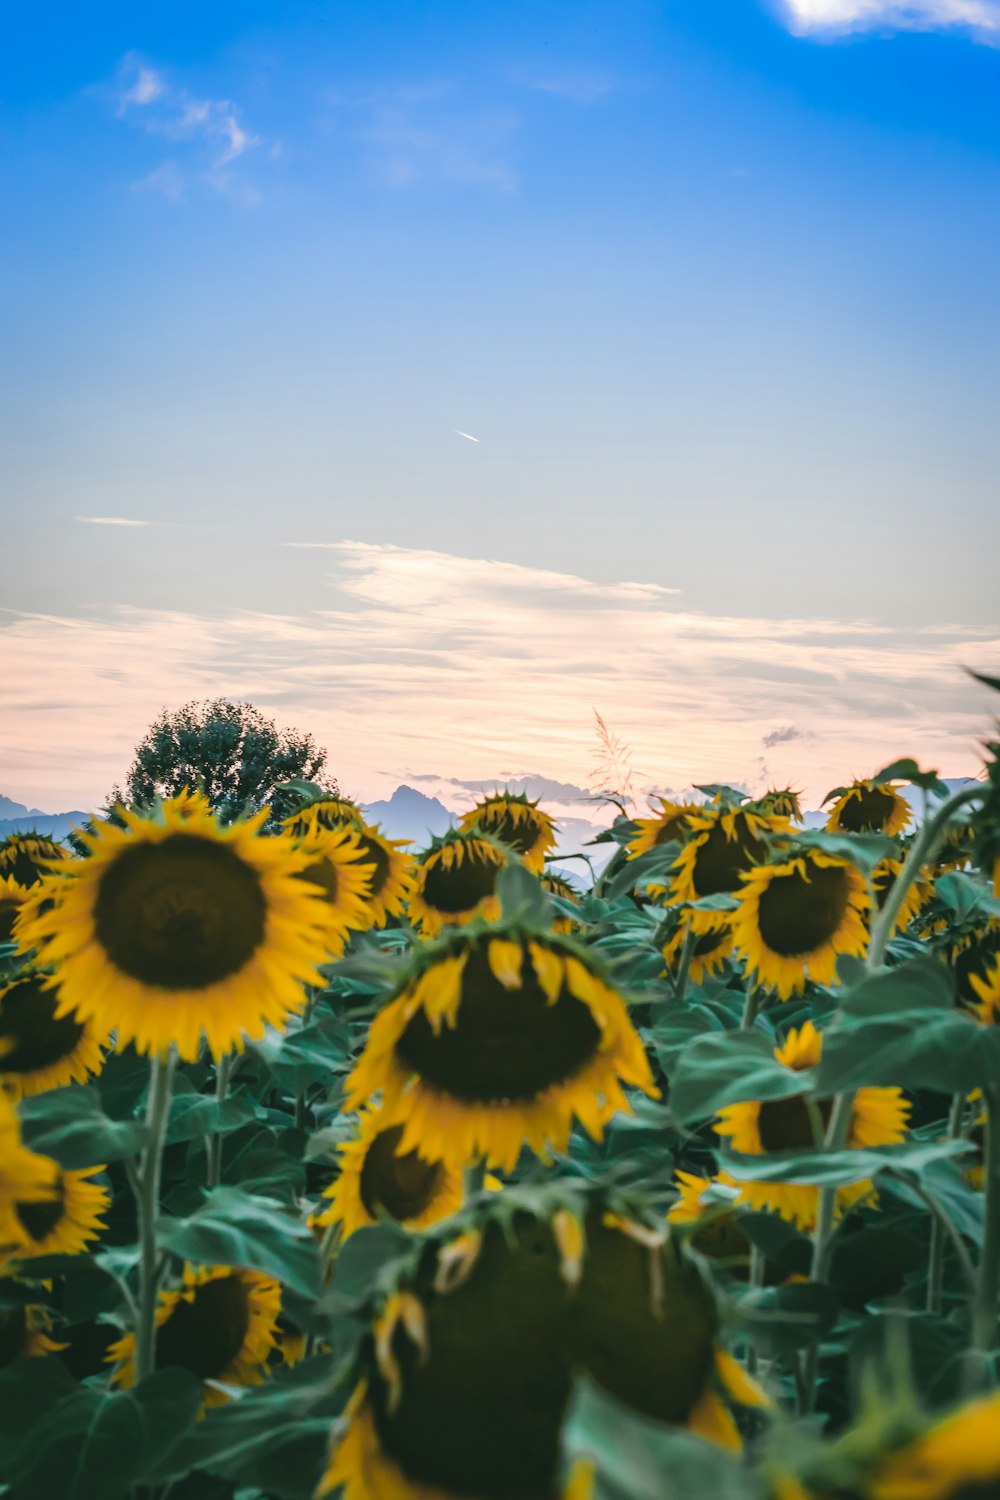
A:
[778, 0, 1000, 39]
[75, 516, 156, 527]
[113, 52, 264, 198]
[514, 66, 616, 103]
[1, 542, 995, 811]
[762, 724, 815, 748]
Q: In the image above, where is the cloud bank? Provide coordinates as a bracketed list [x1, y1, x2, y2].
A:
[780, 0, 1000, 37]
[1, 541, 995, 812]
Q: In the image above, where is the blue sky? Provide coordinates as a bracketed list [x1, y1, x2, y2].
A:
[2, 0, 998, 808]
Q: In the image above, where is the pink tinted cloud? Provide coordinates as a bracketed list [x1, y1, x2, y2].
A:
[1, 541, 996, 814]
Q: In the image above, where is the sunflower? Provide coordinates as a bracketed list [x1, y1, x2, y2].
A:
[626, 799, 701, 860]
[871, 857, 933, 936]
[670, 806, 785, 904]
[662, 909, 734, 985]
[0, 1301, 64, 1366]
[868, 1390, 1000, 1500]
[0, 1094, 59, 1265]
[0, 970, 105, 1098]
[346, 926, 657, 1173]
[312, 1105, 463, 1240]
[0, 833, 67, 889]
[541, 872, 582, 933]
[459, 793, 557, 874]
[12, 1164, 108, 1259]
[108, 1264, 281, 1406]
[293, 826, 377, 953]
[825, 780, 912, 837]
[666, 1171, 754, 1271]
[970, 957, 1000, 1027]
[409, 833, 511, 938]
[731, 850, 871, 1000]
[284, 800, 415, 926]
[945, 920, 1000, 1009]
[0, 876, 29, 945]
[715, 1022, 909, 1229]
[15, 797, 332, 1062]
[754, 788, 803, 822]
[282, 795, 368, 838]
[568, 1206, 768, 1452]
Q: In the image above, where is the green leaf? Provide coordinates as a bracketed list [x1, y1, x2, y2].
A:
[933, 872, 993, 924]
[604, 844, 681, 902]
[814, 1010, 1000, 1096]
[562, 1377, 749, 1500]
[19, 1085, 147, 1167]
[968, 668, 1000, 695]
[873, 758, 947, 795]
[835, 956, 954, 1019]
[739, 1282, 840, 1356]
[829, 1227, 924, 1311]
[496, 861, 552, 924]
[252, 1017, 353, 1094]
[666, 1031, 811, 1124]
[880, 1157, 985, 1245]
[0, 1356, 78, 1474]
[720, 1137, 971, 1187]
[791, 829, 899, 872]
[165, 1089, 257, 1144]
[157, 1186, 321, 1298]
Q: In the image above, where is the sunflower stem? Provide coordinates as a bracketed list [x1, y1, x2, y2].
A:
[205, 1050, 234, 1189]
[927, 1093, 967, 1315]
[867, 783, 985, 969]
[739, 985, 764, 1032]
[802, 1089, 854, 1413]
[672, 927, 698, 1006]
[971, 1085, 1000, 1367]
[464, 1159, 487, 1197]
[134, 1047, 177, 1386]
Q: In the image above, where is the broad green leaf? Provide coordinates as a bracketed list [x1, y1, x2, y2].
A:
[829, 1227, 924, 1311]
[791, 829, 899, 872]
[157, 1186, 321, 1298]
[604, 844, 680, 902]
[666, 1031, 812, 1124]
[19, 1085, 147, 1167]
[165, 1089, 257, 1144]
[880, 1157, 985, 1245]
[814, 1010, 1000, 1096]
[873, 759, 947, 795]
[720, 1137, 971, 1187]
[497, 861, 552, 923]
[934, 872, 994, 924]
[739, 1282, 840, 1356]
[0, 1356, 78, 1473]
[252, 1017, 353, 1093]
[835, 956, 954, 1019]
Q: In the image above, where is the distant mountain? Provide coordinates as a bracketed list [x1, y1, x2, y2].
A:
[0, 796, 87, 844]
[361, 785, 454, 850]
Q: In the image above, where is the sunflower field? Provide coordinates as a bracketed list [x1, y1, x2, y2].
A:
[2, 689, 1000, 1500]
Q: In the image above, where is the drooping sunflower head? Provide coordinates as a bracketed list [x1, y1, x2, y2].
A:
[346, 925, 658, 1173]
[312, 1104, 464, 1240]
[864, 1388, 1000, 1500]
[670, 806, 785, 903]
[0, 876, 29, 946]
[409, 832, 511, 937]
[731, 849, 871, 999]
[541, 872, 582, 933]
[108, 1264, 281, 1406]
[945, 919, 1000, 1009]
[662, 908, 735, 986]
[753, 788, 804, 822]
[715, 1022, 909, 1230]
[16, 797, 332, 1062]
[825, 779, 913, 837]
[282, 794, 366, 838]
[0, 833, 68, 889]
[0, 969, 105, 1099]
[0, 1300, 64, 1366]
[626, 799, 701, 860]
[872, 857, 934, 935]
[291, 825, 377, 953]
[11, 1164, 109, 1260]
[666, 1171, 753, 1271]
[0, 1094, 59, 1265]
[458, 793, 557, 874]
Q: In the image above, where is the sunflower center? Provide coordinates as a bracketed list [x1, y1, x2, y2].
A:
[16, 1177, 66, 1242]
[0, 977, 87, 1072]
[0, 1307, 28, 1368]
[359, 1125, 446, 1222]
[298, 856, 340, 904]
[838, 787, 897, 833]
[156, 1275, 251, 1381]
[372, 1217, 570, 1500]
[655, 815, 688, 846]
[395, 945, 602, 1103]
[0, 896, 22, 943]
[757, 1094, 832, 1152]
[93, 834, 266, 990]
[691, 820, 767, 897]
[756, 863, 850, 958]
[356, 834, 391, 897]
[693, 927, 726, 958]
[420, 848, 500, 916]
[480, 810, 537, 856]
[571, 1216, 717, 1424]
[0, 838, 61, 888]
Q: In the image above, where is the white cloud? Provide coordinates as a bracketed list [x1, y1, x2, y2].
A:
[516, 67, 616, 103]
[113, 53, 263, 197]
[780, 0, 1000, 36]
[1, 542, 995, 811]
[74, 516, 155, 527]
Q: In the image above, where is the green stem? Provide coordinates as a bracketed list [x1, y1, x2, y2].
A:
[672, 927, 698, 1006]
[802, 1090, 854, 1413]
[134, 1048, 177, 1385]
[740, 985, 764, 1032]
[926, 1093, 966, 1314]
[464, 1159, 487, 1197]
[868, 783, 985, 969]
[972, 1086, 1000, 1358]
[205, 1050, 233, 1189]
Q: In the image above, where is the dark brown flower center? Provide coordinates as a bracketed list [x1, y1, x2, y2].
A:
[93, 834, 266, 990]
[0, 896, 22, 943]
[16, 1176, 66, 1242]
[356, 833, 391, 899]
[297, 855, 340, 904]
[654, 814, 690, 846]
[372, 1217, 570, 1500]
[0, 837, 64, 888]
[395, 944, 601, 1103]
[420, 846, 501, 917]
[155, 1275, 251, 1381]
[690, 819, 767, 897]
[478, 809, 539, 857]
[837, 786, 898, 833]
[0, 976, 87, 1074]
[756, 862, 850, 957]
[359, 1125, 446, 1222]
[757, 1094, 832, 1152]
[571, 1215, 717, 1424]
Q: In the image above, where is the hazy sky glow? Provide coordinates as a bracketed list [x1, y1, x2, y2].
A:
[2, 0, 998, 812]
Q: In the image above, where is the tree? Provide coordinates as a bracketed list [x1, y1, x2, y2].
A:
[113, 698, 337, 827]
